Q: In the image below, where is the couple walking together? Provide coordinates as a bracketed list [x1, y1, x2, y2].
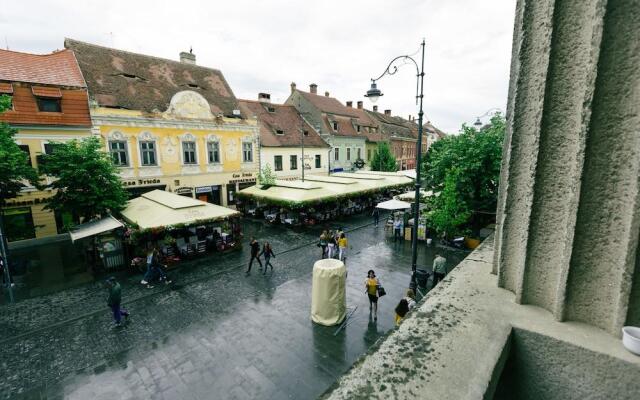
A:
[319, 230, 348, 262]
[246, 237, 276, 274]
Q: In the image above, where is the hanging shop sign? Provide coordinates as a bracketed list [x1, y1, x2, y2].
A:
[195, 186, 213, 194]
[174, 187, 194, 195]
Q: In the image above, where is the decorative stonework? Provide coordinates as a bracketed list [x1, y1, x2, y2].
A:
[160, 137, 179, 163]
[165, 91, 214, 120]
[207, 164, 223, 173]
[138, 167, 162, 177]
[138, 131, 158, 141]
[106, 130, 128, 140]
[225, 138, 239, 162]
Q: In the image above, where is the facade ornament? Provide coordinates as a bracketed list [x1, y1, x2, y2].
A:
[165, 90, 214, 120]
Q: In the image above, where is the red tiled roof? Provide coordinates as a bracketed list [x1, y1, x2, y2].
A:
[238, 100, 329, 147]
[298, 90, 359, 118]
[0, 48, 86, 88]
[32, 86, 62, 98]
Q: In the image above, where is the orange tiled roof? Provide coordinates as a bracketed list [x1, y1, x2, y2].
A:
[238, 100, 329, 148]
[0, 48, 86, 88]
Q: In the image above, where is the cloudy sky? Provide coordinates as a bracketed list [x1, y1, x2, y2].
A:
[1, 0, 516, 133]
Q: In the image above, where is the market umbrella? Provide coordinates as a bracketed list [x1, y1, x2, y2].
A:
[375, 199, 412, 210]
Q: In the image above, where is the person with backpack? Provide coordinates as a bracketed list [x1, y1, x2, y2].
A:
[259, 242, 276, 274]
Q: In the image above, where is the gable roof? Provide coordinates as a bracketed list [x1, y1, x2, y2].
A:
[64, 38, 240, 117]
[238, 100, 328, 147]
[365, 110, 417, 140]
[0, 48, 86, 88]
[297, 90, 359, 118]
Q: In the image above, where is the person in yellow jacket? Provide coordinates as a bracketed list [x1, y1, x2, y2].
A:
[338, 232, 348, 262]
[365, 269, 379, 321]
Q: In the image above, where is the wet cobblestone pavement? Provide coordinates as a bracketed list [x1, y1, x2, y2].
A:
[0, 215, 467, 399]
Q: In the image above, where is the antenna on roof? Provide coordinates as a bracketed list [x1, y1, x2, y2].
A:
[190, 46, 193, 54]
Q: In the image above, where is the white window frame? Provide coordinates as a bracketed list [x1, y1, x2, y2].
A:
[109, 140, 129, 166]
[274, 155, 283, 171]
[207, 141, 221, 164]
[346, 147, 351, 161]
[290, 155, 297, 170]
[242, 141, 253, 163]
[136, 131, 160, 168]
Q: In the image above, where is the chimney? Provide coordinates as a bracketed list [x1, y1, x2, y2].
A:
[258, 93, 271, 103]
[384, 109, 391, 116]
[325, 91, 330, 97]
[179, 49, 196, 65]
[310, 83, 318, 94]
[373, 105, 378, 112]
[346, 101, 353, 108]
[409, 115, 413, 121]
[290, 82, 297, 93]
[357, 101, 363, 109]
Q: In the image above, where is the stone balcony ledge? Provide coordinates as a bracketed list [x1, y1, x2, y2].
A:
[322, 236, 640, 400]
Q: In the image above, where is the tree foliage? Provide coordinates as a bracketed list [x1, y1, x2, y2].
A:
[257, 163, 276, 188]
[370, 142, 397, 172]
[422, 114, 505, 236]
[38, 136, 128, 222]
[0, 95, 40, 207]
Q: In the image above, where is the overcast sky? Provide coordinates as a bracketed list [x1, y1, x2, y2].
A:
[1, 0, 516, 133]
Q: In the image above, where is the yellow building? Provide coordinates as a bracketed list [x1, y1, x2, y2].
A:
[0, 48, 93, 241]
[66, 39, 259, 207]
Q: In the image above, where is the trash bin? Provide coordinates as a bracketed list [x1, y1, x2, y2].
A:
[415, 269, 430, 289]
[311, 258, 346, 326]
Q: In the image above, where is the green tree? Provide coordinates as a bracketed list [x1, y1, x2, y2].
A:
[0, 95, 40, 208]
[422, 114, 505, 236]
[39, 136, 128, 222]
[257, 163, 276, 188]
[370, 142, 397, 172]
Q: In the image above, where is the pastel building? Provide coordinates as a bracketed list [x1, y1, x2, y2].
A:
[65, 39, 259, 207]
[238, 93, 329, 179]
[0, 48, 92, 241]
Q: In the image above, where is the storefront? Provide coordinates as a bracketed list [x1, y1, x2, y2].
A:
[195, 185, 222, 205]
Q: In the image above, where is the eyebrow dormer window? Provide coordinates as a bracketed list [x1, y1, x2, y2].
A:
[268, 107, 276, 113]
[276, 130, 284, 135]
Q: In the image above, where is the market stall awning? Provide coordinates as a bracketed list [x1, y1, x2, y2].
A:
[69, 215, 124, 242]
[238, 173, 412, 207]
[376, 199, 412, 210]
[120, 190, 240, 230]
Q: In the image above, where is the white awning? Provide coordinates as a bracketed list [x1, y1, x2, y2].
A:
[69, 215, 124, 242]
[376, 199, 412, 210]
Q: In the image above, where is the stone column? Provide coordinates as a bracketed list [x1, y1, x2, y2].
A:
[494, 0, 640, 336]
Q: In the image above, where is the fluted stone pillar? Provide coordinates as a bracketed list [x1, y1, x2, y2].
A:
[494, 0, 640, 336]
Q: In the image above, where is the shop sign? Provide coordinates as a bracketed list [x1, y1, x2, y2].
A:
[195, 186, 212, 194]
[175, 187, 194, 195]
[232, 172, 254, 178]
[354, 158, 365, 169]
[123, 178, 162, 187]
[5, 197, 48, 207]
[229, 178, 256, 184]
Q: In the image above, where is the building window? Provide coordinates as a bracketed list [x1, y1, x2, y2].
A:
[334, 147, 339, 161]
[303, 130, 309, 136]
[357, 148, 362, 160]
[276, 130, 284, 135]
[290, 155, 297, 170]
[346, 148, 351, 161]
[36, 97, 62, 112]
[182, 141, 197, 164]
[332, 122, 338, 131]
[109, 141, 128, 166]
[18, 145, 32, 167]
[139, 141, 157, 166]
[54, 210, 79, 234]
[268, 106, 276, 113]
[207, 141, 220, 163]
[367, 149, 372, 160]
[356, 125, 361, 133]
[3, 207, 36, 242]
[242, 142, 253, 162]
[274, 155, 283, 171]
[315, 154, 321, 168]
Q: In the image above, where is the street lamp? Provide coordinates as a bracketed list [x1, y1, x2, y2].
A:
[365, 39, 426, 279]
[473, 108, 503, 128]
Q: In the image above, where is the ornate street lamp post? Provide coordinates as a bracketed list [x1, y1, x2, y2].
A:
[365, 39, 426, 277]
[473, 108, 503, 128]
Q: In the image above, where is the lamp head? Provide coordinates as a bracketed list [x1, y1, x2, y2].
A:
[365, 81, 383, 103]
[473, 117, 482, 128]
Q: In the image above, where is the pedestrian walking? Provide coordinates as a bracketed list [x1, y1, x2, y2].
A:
[372, 208, 380, 227]
[140, 245, 156, 288]
[246, 237, 263, 274]
[393, 218, 403, 242]
[319, 230, 329, 259]
[432, 253, 447, 287]
[259, 242, 276, 274]
[327, 230, 336, 259]
[150, 247, 171, 285]
[106, 277, 129, 327]
[338, 232, 348, 262]
[395, 298, 410, 325]
[0, 255, 15, 288]
[365, 270, 379, 321]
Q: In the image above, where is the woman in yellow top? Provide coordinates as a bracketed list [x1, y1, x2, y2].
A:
[365, 269, 379, 321]
[338, 232, 348, 262]
[395, 299, 409, 325]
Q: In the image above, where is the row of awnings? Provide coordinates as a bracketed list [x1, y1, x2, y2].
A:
[0, 82, 63, 98]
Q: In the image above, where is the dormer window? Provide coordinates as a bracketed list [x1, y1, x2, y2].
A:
[303, 130, 309, 136]
[332, 122, 338, 131]
[276, 130, 284, 135]
[267, 106, 276, 113]
[356, 125, 361, 133]
[187, 83, 200, 89]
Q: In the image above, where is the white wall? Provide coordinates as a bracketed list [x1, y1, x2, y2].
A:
[260, 146, 329, 178]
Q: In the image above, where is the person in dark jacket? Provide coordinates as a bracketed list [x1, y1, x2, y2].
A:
[372, 208, 380, 227]
[246, 237, 263, 274]
[106, 277, 129, 327]
[259, 242, 276, 274]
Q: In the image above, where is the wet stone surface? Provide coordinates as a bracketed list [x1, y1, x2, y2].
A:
[0, 215, 466, 400]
